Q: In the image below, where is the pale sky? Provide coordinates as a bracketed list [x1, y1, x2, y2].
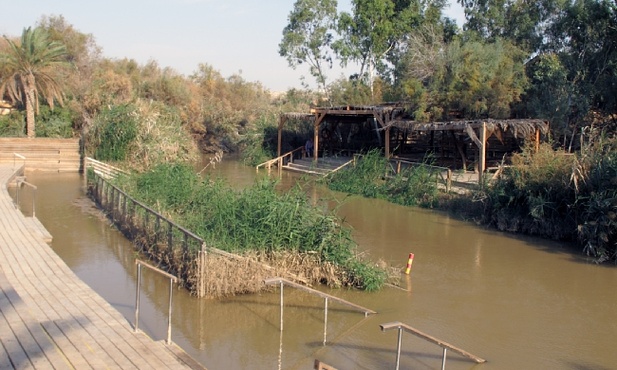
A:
[0, 0, 465, 92]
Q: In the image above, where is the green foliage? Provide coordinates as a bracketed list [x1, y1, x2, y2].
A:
[90, 104, 138, 161]
[523, 53, 570, 133]
[0, 111, 25, 137]
[575, 137, 617, 262]
[483, 143, 578, 238]
[119, 163, 385, 290]
[397, 35, 528, 120]
[279, 0, 338, 93]
[327, 149, 439, 207]
[0, 26, 69, 138]
[35, 105, 74, 138]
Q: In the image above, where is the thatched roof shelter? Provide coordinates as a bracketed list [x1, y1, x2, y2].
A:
[277, 104, 549, 182]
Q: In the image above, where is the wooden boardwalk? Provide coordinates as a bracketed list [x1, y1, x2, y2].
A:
[0, 164, 204, 369]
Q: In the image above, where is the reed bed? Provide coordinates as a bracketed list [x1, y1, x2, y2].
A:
[106, 162, 387, 294]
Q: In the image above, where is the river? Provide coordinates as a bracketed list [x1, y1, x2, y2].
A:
[19, 158, 617, 370]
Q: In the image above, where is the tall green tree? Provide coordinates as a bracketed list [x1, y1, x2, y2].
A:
[0, 27, 68, 138]
[459, 0, 567, 53]
[400, 38, 528, 120]
[335, 0, 446, 95]
[279, 0, 338, 96]
[548, 0, 617, 118]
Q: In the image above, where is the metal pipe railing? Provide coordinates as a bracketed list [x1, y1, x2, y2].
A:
[13, 152, 25, 170]
[379, 321, 486, 369]
[134, 259, 178, 345]
[15, 179, 37, 217]
[264, 277, 376, 345]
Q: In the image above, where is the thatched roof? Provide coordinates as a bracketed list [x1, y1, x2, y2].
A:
[386, 118, 549, 139]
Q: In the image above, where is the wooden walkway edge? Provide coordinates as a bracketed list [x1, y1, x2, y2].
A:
[0, 163, 205, 369]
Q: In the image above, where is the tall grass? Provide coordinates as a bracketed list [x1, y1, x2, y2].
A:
[326, 149, 439, 207]
[116, 162, 386, 291]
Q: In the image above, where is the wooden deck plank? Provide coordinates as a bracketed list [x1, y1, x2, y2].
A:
[0, 164, 202, 369]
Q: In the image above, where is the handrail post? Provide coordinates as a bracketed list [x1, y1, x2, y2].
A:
[134, 259, 178, 345]
[323, 297, 328, 345]
[31, 184, 36, 218]
[395, 326, 402, 370]
[441, 347, 447, 370]
[279, 281, 284, 331]
[167, 276, 173, 345]
[135, 263, 142, 332]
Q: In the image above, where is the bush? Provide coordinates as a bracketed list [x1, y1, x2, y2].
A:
[327, 149, 439, 207]
[36, 105, 74, 138]
[483, 143, 578, 239]
[0, 111, 25, 137]
[90, 104, 138, 161]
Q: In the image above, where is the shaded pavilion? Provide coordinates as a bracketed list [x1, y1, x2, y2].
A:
[277, 104, 549, 182]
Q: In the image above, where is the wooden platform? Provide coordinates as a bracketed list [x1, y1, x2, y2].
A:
[0, 164, 205, 369]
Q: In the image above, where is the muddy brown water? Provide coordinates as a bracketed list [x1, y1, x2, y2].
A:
[18, 159, 617, 370]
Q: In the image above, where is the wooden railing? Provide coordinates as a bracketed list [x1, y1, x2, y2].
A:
[380, 321, 486, 369]
[256, 146, 304, 175]
[264, 277, 376, 345]
[85, 157, 128, 178]
[388, 157, 453, 192]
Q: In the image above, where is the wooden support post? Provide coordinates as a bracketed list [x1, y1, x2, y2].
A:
[535, 127, 540, 152]
[385, 126, 391, 158]
[277, 116, 284, 157]
[479, 122, 486, 185]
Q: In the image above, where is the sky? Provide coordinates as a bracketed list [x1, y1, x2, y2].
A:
[0, 0, 465, 92]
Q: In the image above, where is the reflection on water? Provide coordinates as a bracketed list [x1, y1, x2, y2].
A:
[23, 161, 617, 370]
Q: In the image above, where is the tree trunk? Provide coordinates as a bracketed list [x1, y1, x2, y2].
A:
[24, 74, 37, 138]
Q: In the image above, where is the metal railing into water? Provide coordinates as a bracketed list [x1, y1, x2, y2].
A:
[14, 178, 37, 217]
[135, 259, 177, 345]
[13, 152, 25, 170]
[380, 321, 486, 369]
[264, 277, 376, 345]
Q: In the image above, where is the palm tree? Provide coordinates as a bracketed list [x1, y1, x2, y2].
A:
[0, 27, 68, 138]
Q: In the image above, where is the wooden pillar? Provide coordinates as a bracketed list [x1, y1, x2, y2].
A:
[535, 127, 540, 152]
[277, 116, 284, 157]
[385, 126, 391, 158]
[478, 122, 486, 184]
[313, 120, 319, 162]
[314, 112, 326, 162]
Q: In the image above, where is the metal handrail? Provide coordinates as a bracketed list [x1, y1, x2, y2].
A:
[13, 152, 25, 170]
[380, 321, 486, 369]
[15, 179, 37, 217]
[264, 277, 376, 345]
[256, 146, 304, 174]
[134, 259, 177, 345]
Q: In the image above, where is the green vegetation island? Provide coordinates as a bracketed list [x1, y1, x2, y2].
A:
[2, 0, 616, 293]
